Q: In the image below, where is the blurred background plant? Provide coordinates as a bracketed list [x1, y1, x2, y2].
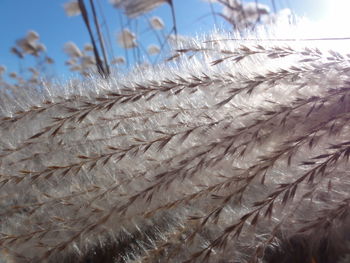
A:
[1, 30, 54, 91]
[1, 0, 306, 85]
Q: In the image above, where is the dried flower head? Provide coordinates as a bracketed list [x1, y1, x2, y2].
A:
[69, 64, 82, 72]
[220, 0, 271, 30]
[13, 30, 46, 57]
[36, 43, 46, 53]
[81, 55, 95, 67]
[63, 41, 83, 58]
[8, 72, 17, 78]
[114, 0, 170, 17]
[63, 0, 81, 17]
[65, 58, 77, 66]
[262, 8, 293, 25]
[10, 46, 24, 58]
[26, 30, 40, 43]
[149, 16, 165, 30]
[16, 38, 35, 54]
[28, 67, 39, 76]
[111, 56, 126, 65]
[84, 43, 94, 52]
[147, 44, 161, 55]
[117, 29, 137, 49]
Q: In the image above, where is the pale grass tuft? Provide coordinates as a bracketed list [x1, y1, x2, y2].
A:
[223, 1, 270, 26]
[1, 25, 350, 263]
[63, 41, 83, 58]
[26, 30, 40, 43]
[149, 16, 165, 30]
[147, 44, 161, 55]
[14, 30, 46, 57]
[8, 72, 17, 78]
[63, 0, 81, 17]
[117, 29, 137, 49]
[111, 56, 126, 65]
[83, 43, 94, 52]
[113, 0, 170, 18]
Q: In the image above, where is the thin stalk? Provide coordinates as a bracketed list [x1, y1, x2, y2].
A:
[96, 0, 115, 66]
[78, 0, 107, 78]
[168, 0, 177, 37]
[89, 0, 110, 77]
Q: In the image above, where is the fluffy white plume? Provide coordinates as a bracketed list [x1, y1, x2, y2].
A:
[1, 25, 350, 263]
[26, 31, 40, 43]
[218, 0, 278, 30]
[111, 56, 126, 65]
[83, 43, 94, 52]
[147, 44, 161, 55]
[149, 16, 165, 30]
[117, 29, 137, 49]
[63, 0, 81, 17]
[113, 0, 170, 18]
[35, 43, 46, 53]
[14, 30, 46, 57]
[63, 41, 82, 58]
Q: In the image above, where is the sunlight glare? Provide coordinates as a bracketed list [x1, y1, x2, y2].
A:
[322, 0, 350, 36]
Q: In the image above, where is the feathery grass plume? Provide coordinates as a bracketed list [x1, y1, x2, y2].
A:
[3, 31, 54, 92]
[63, 0, 81, 17]
[63, 41, 83, 58]
[84, 43, 94, 52]
[28, 67, 39, 76]
[112, 0, 170, 18]
[2, 23, 350, 263]
[10, 47, 24, 59]
[35, 43, 46, 53]
[8, 72, 17, 79]
[213, 0, 292, 31]
[111, 56, 126, 65]
[117, 29, 137, 49]
[25, 31, 40, 43]
[147, 44, 161, 55]
[63, 42, 97, 76]
[149, 16, 165, 31]
[14, 31, 46, 57]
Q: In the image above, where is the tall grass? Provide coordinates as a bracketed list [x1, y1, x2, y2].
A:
[1, 24, 350, 262]
[2, 1, 350, 263]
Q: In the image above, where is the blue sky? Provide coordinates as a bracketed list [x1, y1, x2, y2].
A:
[0, 0, 328, 79]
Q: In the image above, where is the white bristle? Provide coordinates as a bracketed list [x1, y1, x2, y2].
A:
[1, 24, 350, 263]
